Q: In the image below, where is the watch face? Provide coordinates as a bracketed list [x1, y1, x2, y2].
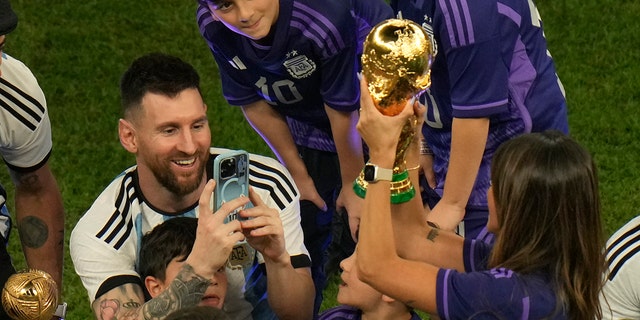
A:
[364, 164, 376, 182]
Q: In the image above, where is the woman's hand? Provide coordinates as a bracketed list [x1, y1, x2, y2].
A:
[357, 77, 426, 164]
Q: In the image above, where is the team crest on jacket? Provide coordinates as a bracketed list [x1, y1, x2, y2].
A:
[283, 54, 316, 79]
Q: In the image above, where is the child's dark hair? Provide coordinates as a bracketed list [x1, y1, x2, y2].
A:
[139, 217, 198, 282]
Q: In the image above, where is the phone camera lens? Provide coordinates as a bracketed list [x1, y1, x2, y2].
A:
[221, 158, 236, 179]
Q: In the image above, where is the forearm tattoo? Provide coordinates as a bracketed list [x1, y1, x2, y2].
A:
[96, 285, 144, 320]
[427, 228, 439, 242]
[12, 170, 52, 249]
[13, 170, 40, 190]
[100, 298, 141, 320]
[99, 299, 120, 319]
[94, 265, 210, 320]
[18, 216, 48, 249]
[142, 264, 211, 319]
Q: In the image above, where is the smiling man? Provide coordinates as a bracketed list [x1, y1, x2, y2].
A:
[70, 53, 314, 320]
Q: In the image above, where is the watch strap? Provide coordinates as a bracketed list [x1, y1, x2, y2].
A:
[376, 166, 393, 181]
[54, 302, 67, 319]
[364, 163, 393, 182]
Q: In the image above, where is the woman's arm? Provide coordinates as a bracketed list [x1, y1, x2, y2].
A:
[355, 79, 465, 313]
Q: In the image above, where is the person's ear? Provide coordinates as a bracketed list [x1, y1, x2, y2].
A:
[119, 118, 138, 153]
[144, 276, 164, 298]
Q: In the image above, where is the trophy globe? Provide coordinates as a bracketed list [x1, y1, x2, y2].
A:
[354, 18, 434, 204]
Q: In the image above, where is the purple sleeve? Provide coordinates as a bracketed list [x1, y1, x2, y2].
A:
[435, 268, 511, 319]
[436, 239, 494, 318]
[437, 0, 509, 118]
[322, 0, 392, 112]
[436, 266, 558, 319]
[215, 54, 263, 107]
[462, 238, 493, 272]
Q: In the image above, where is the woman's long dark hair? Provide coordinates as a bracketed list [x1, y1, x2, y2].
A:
[488, 131, 604, 320]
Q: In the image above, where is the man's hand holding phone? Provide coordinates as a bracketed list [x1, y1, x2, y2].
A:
[187, 180, 247, 279]
[211, 150, 288, 265]
[238, 187, 289, 265]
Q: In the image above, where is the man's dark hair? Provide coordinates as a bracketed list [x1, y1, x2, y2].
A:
[119, 52, 201, 118]
[0, 0, 19, 35]
[138, 217, 198, 282]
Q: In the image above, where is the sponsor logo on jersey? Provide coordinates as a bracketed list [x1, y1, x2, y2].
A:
[396, 10, 438, 58]
[229, 56, 247, 70]
[283, 54, 316, 79]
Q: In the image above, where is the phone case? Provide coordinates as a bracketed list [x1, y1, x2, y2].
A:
[212, 150, 252, 223]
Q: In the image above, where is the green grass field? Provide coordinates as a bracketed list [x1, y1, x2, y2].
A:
[3, 0, 639, 318]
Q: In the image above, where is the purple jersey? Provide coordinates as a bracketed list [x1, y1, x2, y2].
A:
[197, 0, 392, 152]
[319, 305, 422, 320]
[436, 240, 566, 319]
[392, 0, 568, 209]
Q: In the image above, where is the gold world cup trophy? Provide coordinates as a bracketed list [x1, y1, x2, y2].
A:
[2, 269, 58, 320]
[353, 18, 434, 204]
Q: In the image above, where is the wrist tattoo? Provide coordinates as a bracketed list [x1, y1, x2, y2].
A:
[427, 228, 439, 242]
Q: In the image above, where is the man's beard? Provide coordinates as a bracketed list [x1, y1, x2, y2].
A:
[152, 154, 207, 197]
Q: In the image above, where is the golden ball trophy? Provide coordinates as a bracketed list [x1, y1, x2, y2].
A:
[353, 18, 434, 204]
[2, 269, 58, 320]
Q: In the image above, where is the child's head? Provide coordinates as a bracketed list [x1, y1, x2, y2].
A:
[338, 248, 412, 316]
[139, 217, 227, 309]
[488, 130, 604, 319]
[198, 0, 280, 41]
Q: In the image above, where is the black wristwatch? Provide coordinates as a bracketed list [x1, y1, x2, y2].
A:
[363, 163, 393, 182]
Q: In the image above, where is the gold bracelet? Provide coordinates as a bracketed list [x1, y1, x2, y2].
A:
[406, 164, 421, 171]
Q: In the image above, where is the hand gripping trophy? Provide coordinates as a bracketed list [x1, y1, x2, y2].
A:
[2, 269, 64, 320]
[353, 18, 434, 204]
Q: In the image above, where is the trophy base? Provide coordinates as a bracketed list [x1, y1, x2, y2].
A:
[353, 170, 415, 204]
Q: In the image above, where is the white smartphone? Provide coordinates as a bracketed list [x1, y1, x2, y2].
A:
[212, 150, 252, 223]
